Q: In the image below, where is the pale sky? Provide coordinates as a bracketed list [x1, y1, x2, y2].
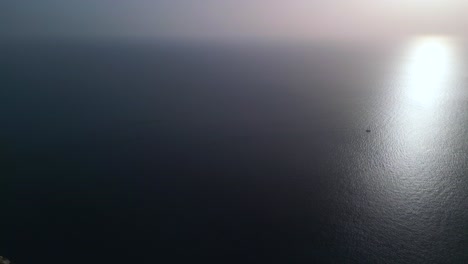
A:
[2, 0, 468, 41]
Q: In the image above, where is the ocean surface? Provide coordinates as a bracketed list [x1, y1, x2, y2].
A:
[2, 38, 468, 263]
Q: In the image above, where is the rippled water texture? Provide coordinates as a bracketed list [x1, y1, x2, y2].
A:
[331, 36, 468, 263]
[1, 37, 468, 263]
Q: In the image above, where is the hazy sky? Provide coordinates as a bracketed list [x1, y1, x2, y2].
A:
[2, 0, 468, 41]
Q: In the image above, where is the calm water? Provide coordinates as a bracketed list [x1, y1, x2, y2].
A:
[2, 38, 468, 263]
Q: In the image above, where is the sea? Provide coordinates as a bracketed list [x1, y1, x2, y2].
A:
[2, 37, 468, 263]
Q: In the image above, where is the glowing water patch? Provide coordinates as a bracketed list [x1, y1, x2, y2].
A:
[403, 37, 456, 106]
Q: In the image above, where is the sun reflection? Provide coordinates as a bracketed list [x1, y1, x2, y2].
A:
[349, 36, 464, 255]
[403, 37, 456, 106]
[384, 36, 461, 196]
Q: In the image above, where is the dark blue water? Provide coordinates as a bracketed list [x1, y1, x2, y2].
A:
[2, 39, 468, 263]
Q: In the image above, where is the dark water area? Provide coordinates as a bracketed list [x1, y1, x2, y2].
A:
[2, 39, 468, 263]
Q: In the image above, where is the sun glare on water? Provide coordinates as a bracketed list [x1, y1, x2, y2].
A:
[403, 37, 457, 106]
